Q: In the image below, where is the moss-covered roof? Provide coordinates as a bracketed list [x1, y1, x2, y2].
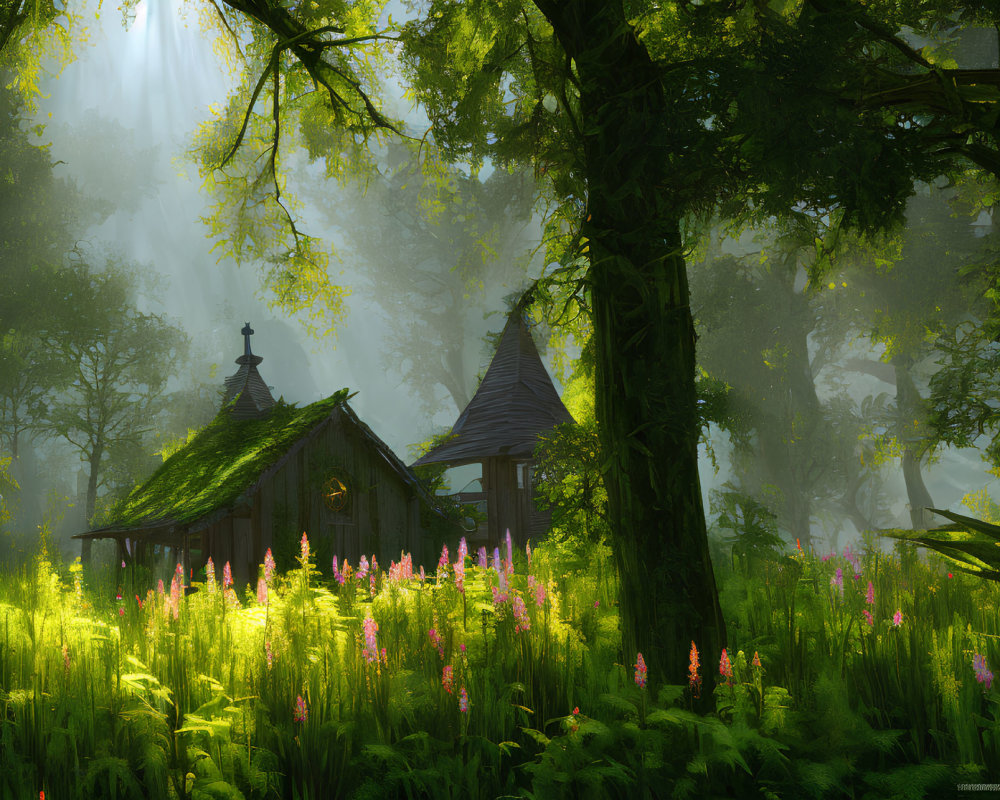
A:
[109, 390, 350, 528]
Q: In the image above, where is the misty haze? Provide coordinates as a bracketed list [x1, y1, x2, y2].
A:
[1, 1, 1000, 797]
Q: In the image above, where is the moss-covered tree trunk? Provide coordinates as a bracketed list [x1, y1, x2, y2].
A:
[541, 0, 725, 690]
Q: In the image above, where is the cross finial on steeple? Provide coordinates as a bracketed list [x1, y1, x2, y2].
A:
[241, 322, 254, 357]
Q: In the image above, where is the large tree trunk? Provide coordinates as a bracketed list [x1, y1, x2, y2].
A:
[542, 0, 725, 692]
[86, 440, 103, 525]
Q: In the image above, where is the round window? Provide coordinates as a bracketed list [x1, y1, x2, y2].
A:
[323, 475, 349, 512]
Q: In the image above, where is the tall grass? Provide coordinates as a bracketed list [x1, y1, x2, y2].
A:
[0, 532, 993, 798]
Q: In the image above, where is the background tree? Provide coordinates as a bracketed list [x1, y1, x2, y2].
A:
[43, 260, 189, 525]
[305, 142, 540, 416]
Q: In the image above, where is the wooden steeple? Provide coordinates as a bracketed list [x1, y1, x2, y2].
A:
[412, 310, 574, 545]
[222, 322, 276, 419]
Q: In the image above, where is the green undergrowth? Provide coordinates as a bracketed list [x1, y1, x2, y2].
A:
[0, 532, 992, 799]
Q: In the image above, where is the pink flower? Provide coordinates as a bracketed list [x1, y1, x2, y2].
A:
[265, 640, 275, 670]
[300, 533, 310, 563]
[264, 549, 276, 583]
[459, 686, 469, 713]
[505, 530, 513, 565]
[525, 541, 532, 565]
[169, 574, 181, 620]
[634, 652, 647, 689]
[363, 614, 379, 663]
[332, 555, 339, 578]
[493, 547, 501, 573]
[257, 577, 268, 606]
[866, 581, 874, 605]
[831, 567, 843, 596]
[513, 595, 530, 632]
[419, 565, 425, 582]
[593, 600, 599, 609]
[223, 562, 233, 588]
[442, 665, 453, 694]
[206, 558, 216, 593]
[893, 610, 902, 627]
[478, 547, 487, 568]
[438, 545, 450, 580]
[357, 555, 370, 580]
[974, 653, 994, 689]
[370, 573, 377, 598]
[428, 628, 444, 658]
[862, 609, 874, 627]
[719, 648, 732, 683]
[458, 537, 468, 563]
[294, 695, 308, 723]
[535, 582, 546, 608]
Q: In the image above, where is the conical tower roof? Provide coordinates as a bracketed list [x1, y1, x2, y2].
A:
[222, 322, 276, 420]
[412, 313, 574, 466]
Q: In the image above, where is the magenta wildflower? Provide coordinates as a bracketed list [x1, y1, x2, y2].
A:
[493, 547, 501, 573]
[458, 537, 468, 563]
[206, 558, 216, 593]
[505, 529, 513, 565]
[454, 556, 466, 594]
[300, 532, 310, 563]
[491, 586, 508, 605]
[478, 547, 487, 569]
[974, 654, 994, 689]
[370, 572, 377, 598]
[866, 581, 875, 605]
[363, 614, 379, 663]
[535, 582, 546, 608]
[372, 555, 379, 574]
[357, 555, 370, 580]
[169, 574, 180, 620]
[459, 686, 469, 713]
[513, 595, 530, 632]
[294, 695, 308, 723]
[862, 609, 874, 627]
[438, 545, 450, 580]
[893, 610, 902, 627]
[332, 555, 339, 579]
[223, 561, 233, 589]
[264, 548, 276, 583]
[831, 567, 843, 596]
[634, 652, 648, 689]
[442, 665, 454, 694]
[428, 628, 444, 658]
[257, 577, 268, 606]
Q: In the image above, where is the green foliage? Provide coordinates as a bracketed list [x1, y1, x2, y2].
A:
[534, 421, 608, 546]
[882, 505, 1000, 581]
[0, 528, 994, 797]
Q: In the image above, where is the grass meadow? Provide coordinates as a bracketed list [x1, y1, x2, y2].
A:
[0, 527, 997, 799]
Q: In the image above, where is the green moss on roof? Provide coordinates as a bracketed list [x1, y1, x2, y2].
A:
[111, 390, 350, 527]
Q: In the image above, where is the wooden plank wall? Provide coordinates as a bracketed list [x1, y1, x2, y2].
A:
[240, 410, 426, 569]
